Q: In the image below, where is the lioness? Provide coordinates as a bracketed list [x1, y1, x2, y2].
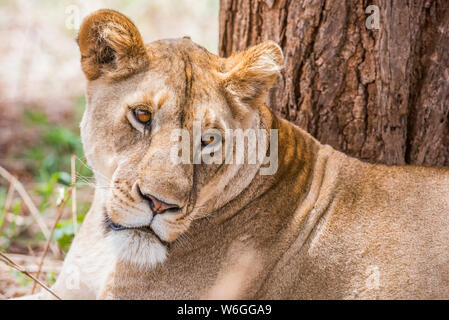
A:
[32, 9, 449, 299]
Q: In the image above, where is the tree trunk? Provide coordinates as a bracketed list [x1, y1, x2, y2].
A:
[219, 0, 449, 165]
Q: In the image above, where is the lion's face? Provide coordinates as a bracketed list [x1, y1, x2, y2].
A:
[78, 10, 282, 267]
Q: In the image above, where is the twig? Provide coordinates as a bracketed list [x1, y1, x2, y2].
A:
[0, 252, 61, 300]
[31, 205, 64, 294]
[27, 245, 36, 258]
[2, 253, 62, 272]
[0, 165, 59, 256]
[0, 166, 50, 239]
[32, 156, 86, 294]
[0, 182, 15, 234]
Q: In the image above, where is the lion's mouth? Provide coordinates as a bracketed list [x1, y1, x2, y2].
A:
[104, 212, 170, 247]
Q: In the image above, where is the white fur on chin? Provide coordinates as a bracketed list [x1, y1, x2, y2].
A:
[106, 229, 167, 269]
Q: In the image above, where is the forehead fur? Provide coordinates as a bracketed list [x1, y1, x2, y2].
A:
[135, 38, 226, 122]
[144, 38, 223, 93]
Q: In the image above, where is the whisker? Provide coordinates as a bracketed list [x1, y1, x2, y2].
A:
[74, 156, 112, 183]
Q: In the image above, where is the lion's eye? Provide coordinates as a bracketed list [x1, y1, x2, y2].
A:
[201, 134, 215, 147]
[134, 109, 151, 124]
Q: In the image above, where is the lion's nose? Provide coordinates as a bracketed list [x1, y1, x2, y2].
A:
[138, 188, 180, 215]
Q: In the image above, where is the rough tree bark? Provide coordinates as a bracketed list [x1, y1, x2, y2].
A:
[219, 0, 449, 165]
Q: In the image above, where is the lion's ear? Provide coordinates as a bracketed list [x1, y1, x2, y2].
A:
[222, 41, 283, 106]
[77, 9, 149, 81]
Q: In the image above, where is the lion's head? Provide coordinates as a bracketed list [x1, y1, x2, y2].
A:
[78, 9, 283, 267]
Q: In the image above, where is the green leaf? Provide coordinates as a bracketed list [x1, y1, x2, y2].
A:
[58, 171, 72, 186]
[53, 218, 83, 252]
[46, 271, 56, 286]
[23, 110, 49, 127]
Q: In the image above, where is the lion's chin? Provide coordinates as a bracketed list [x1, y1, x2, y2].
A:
[106, 229, 167, 269]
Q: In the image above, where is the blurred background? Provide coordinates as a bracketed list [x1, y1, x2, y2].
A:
[0, 0, 219, 298]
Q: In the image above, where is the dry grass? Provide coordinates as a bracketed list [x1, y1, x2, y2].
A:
[0, 159, 86, 299]
[0, 252, 61, 299]
[0, 253, 62, 299]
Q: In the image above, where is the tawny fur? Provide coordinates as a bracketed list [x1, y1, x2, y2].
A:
[29, 10, 449, 300]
